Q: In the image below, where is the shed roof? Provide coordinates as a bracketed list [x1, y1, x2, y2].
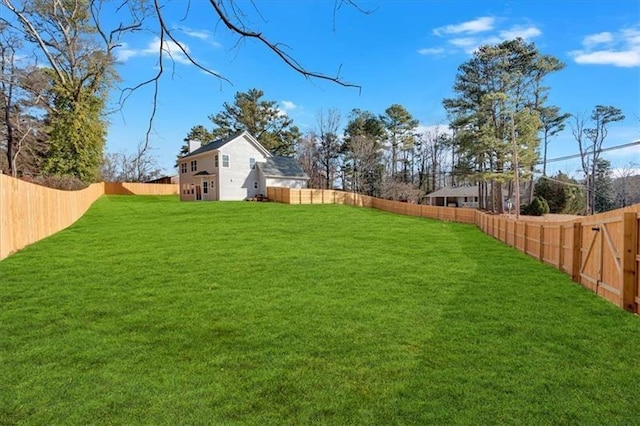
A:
[258, 156, 308, 179]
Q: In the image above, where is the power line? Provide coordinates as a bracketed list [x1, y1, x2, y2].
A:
[541, 140, 640, 164]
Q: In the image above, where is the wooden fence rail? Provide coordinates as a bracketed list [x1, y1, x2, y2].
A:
[0, 175, 178, 260]
[268, 187, 640, 314]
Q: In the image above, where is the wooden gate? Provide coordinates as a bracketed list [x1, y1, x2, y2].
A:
[580, 218, 623, 304]
[579, 213, 638, 312]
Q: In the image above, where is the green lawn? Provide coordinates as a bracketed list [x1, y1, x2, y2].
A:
[2, 196, 640, 424]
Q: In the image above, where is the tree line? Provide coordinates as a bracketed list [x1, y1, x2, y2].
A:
[183, 40, 628, 214]
[0, 2, 630, 213]
[0, 0, 358, 187]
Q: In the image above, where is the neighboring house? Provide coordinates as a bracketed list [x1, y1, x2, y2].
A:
[425, 186, 482, 208]
[424, 185, 511, 208]
[178, 131, 308, 201]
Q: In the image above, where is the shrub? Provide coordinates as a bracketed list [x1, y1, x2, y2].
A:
[25, 175, 89, 191]
[522, 196, 550, 216]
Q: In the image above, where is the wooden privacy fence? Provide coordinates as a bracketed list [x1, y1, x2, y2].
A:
[267, 187, 477, 224]
[104, 182, 179, 195]
[268, 187, 640, 314]
[0, 174, 178, 260]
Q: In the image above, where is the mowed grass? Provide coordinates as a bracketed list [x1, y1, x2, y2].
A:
[2, 196, 640, 424]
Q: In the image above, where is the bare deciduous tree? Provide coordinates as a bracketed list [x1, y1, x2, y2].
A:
[296, 133, 324, 189]
[613, 162, 640, 208]
[101, 141, 163, 182]
[316, 108, 342, 189]
[572, 106, 625, 214]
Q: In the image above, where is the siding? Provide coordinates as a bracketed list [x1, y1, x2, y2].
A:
[178, 151, 218, 201]
[265, 177, 307, 190]
[218, 135, 268, 200]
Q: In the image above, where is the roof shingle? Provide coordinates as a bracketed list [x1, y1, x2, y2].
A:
[181, 131, 244, 159]
[258, 156, 308, 178]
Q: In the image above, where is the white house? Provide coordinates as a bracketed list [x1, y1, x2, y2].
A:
[424, 186, 482, 208]
[178, 131, 308, 201]
[424, 185, 511, 208]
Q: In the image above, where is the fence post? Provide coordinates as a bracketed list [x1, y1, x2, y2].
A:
[523, 222, 528, 255]
[539, 224, 545, 261]
[558, 225, 565, 270]
[571, 222, 583, 283]
[621, 212, 638, 312]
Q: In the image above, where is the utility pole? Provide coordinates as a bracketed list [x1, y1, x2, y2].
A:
[511, 112, 520, 220]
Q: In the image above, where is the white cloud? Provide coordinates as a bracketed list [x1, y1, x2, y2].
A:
[426, 17, 541, 56]
[113, 42, 138, 62]
[583, 32, 613, 47]
[281, 100, 297, 111]
[143, 37, 191, 64]
[499, 25, 542, 41]
[184, 29, 210, 40]
[623, 28, 640, 46]
[176, 26, 222, 48]
[434, 17, 494, 36]
[448, 36, 500, 54]
[571, 26, 640, 67]
[114, 38, 193, 65]
[572, 50, 640, 67]
[449, 37, 479, 49]
[417, 47, 445, 55]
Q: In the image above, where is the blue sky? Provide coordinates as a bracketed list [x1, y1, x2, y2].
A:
[107, 0, 640, 176]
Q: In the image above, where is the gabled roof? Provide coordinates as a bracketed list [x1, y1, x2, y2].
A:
[181, 131, 243, 159]
[426, 185, 510, 198]
[180, 130, 271, 159]
[426, 186, 479, 198]
[258, 156, 308, 179]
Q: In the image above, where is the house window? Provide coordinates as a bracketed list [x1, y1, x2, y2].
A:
[180, 163, 187, 173]
[222, 154, 229, 167]
[214, 154, 219, 168]
[203, 181, 208, 194]
[253, 181, 259, 190]
[190, 183, 194, 194]
[249, 157, 256, 169]
[190, 160, 197, 172]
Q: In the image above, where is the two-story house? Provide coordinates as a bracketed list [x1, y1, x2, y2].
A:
[178, 131, 308, 201]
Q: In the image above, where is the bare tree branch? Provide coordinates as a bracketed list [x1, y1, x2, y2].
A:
[332, 0, 376, 32]
[209, 0, 360, 90]
[2, 0, 67, 84]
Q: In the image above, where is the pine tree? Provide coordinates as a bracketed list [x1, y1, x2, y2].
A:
[444, 38, 564, 212]
[208, 88, 300, 156]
